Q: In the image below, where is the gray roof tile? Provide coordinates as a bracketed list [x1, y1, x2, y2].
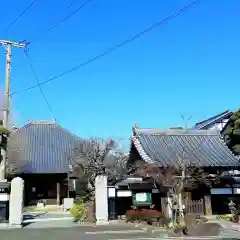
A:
[6, 121, 81, 174]
[132, 128, 239, 167]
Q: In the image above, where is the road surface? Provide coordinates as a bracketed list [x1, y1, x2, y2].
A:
[0, 225, 239, 240]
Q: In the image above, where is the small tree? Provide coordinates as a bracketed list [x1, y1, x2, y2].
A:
[71, 137, 128, 196]
[131, 160, 217, 226]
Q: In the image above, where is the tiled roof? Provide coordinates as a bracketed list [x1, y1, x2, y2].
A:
[131, 127, 239, 167]
[193, 110, 232, 130]
[6, 120, 81, 174]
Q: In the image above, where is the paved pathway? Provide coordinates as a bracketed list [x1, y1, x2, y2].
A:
[23, 211, 73, 228]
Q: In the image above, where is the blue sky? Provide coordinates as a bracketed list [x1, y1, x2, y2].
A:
[0, 0, 239, 143]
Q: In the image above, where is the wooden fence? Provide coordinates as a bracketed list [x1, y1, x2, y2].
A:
[184, 199, 204, 216]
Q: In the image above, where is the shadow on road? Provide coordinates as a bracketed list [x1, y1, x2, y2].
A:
[22, 212, 48, 227]
[23, 212, 47, 220]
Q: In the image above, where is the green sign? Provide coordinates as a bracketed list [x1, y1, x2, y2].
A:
[133, 192, 152, 205]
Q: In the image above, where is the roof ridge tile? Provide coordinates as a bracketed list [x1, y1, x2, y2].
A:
[134, 128, 218, 136]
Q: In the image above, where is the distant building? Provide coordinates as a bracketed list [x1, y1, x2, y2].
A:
[6, 120, 81, 206]
[193, 110, 233, 132]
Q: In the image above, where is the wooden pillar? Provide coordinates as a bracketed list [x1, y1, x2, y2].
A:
[204, 195, 212, 215]
[57, 182, 60, 206]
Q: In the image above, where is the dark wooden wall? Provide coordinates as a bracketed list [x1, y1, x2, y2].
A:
[19, 173, 68, 206]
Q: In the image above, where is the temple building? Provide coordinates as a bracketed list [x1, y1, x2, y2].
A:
[6, 120, 81, 205]
[127, 125, 240, 215]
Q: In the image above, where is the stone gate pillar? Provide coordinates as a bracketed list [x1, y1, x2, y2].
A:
[95, 175, 109, 225]
[9, 177, 24, 228]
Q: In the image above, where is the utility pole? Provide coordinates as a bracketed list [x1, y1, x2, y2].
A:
[0, 40, 26, 180]
[178, 116, 192, 220]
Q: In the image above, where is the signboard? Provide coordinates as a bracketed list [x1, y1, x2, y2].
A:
[117, 190, 132, 197]
[133, 192, 152, 205]
[210, 188, 232, 195]
[136, 193, 147, 202]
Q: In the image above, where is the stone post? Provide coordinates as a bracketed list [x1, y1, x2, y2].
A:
[204, 195, 212, 216]
[56, 182, 60, 206]
[95, 175, 109, 225]
[9, 177, 24, 228]
[161, 197, 172, 220]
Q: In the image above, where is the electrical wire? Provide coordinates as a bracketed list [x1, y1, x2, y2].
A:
[23, 50, 57, 122]
[27, 0, 93, 45]
[11, 0, 202, 96]
[3, 0, 38, 32]
[68, 0, 77, 9]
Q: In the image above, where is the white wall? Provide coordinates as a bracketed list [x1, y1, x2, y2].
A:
[207, 119, 229, 131]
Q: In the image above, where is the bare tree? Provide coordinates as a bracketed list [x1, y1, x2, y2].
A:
[70, 137, 128, 194]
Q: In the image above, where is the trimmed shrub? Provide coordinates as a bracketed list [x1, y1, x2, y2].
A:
[125, 209, 162, 222]
[126, 209, 139, 222]
[216, 214, 233, 221]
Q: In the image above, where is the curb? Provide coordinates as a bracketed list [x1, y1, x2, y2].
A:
[24, 211, 70, 215]
[23, 217, 73, 223]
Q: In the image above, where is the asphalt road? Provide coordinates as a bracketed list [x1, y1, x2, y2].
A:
[0, 227, 154, 240]
[1, 225, 239, 240]
[0, 225, 154, 240]
[8, 213, 240, 240]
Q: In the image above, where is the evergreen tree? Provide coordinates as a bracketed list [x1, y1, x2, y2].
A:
[226, 109, 240, 155]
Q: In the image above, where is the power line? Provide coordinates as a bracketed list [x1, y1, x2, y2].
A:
[27, 0, 93, 45]
[23, 50, 57, 122]
[3, 0, 38, 32]
[11, 0, 202, 96]
[68, 0, 77, 9]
